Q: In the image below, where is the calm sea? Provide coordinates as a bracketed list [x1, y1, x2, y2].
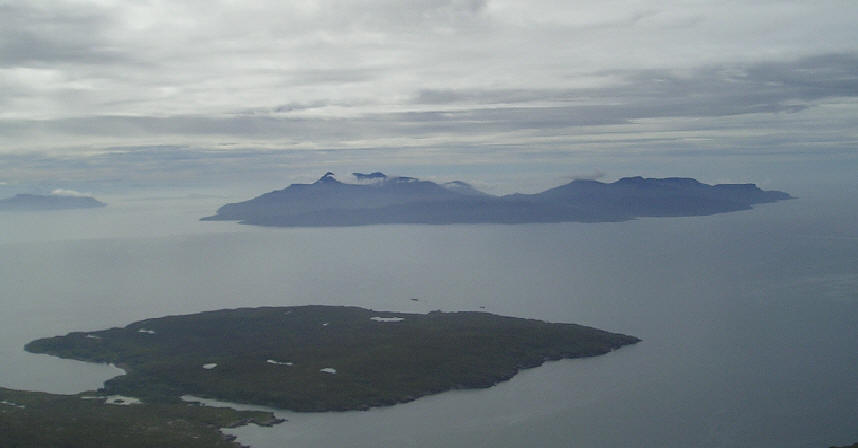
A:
[1, 190, 856, 447]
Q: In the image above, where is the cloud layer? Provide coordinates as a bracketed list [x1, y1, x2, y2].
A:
[1, 1, 857, 189]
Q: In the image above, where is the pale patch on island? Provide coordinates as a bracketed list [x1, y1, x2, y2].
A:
[85, 334, 102, 340]
[0, 400, 25, 409]
[104, 395, 142, 405]
[202, 363, 218, 370]
[320, 368, 337, 374]
[371, 317, 404, 323]
[266, 359, 293, 366]
[137, 328, 156, 334]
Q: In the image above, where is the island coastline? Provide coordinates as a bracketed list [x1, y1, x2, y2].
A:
[25, 305, 640, 412]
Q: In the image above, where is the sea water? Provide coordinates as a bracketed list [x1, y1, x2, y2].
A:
[1, 190, 856, 447]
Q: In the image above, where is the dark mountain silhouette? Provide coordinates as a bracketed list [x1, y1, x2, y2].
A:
[0, 193, 106, 211]
[202, 172, 792, 227]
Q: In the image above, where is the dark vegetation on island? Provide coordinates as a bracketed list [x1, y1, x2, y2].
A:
[202, 172, 793, 227]
[25, 306, 640, 412]
[0, 387, 281, 448]
[0, 193, 106, 211]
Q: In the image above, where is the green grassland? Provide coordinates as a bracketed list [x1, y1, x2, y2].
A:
[25, 305, 640, 411]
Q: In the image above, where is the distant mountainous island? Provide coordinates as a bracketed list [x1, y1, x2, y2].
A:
[0, 193, 106, 211]
[26, 305, 639, 412]
[203, 172, 793, 227]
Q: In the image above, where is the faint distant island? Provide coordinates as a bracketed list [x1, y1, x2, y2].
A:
[25, 305, 639, 412]
[0, 192, 106, 211]
[202, 172, 793, 227]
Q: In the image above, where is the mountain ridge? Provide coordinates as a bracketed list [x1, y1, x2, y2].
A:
[202, 172, 793, 227]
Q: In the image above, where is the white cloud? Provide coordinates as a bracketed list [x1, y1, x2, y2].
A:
[3, 1, 856, 119]
[50, 189, 90, 197]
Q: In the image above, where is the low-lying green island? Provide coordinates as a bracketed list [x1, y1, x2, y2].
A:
[25, 305, 639, 412]
[0, 387, 281, 448]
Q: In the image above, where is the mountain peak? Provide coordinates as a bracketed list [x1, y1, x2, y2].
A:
[315, 172, 339, 184]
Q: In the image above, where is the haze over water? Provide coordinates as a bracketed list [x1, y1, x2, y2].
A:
[1, 182, 856, 448]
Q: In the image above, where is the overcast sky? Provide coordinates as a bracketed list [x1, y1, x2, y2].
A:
[1, 0, 857, 193]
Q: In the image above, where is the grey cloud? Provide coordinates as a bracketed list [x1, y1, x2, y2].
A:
[0, 3, 121, 66]
[610, 53, 858, 103]
[2, 53, 857, 144]
[416, 53, 858, 115]
[570, 170, 606, 181]
[414, 88, 557, 105]
[346, 0, 489, 29]
[742, 54, 858, 99]
[1, 0, 856, 193]
[0, 107, 624, 141]
[272, 103, 328, 114]
[275, 69, 381, 87]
